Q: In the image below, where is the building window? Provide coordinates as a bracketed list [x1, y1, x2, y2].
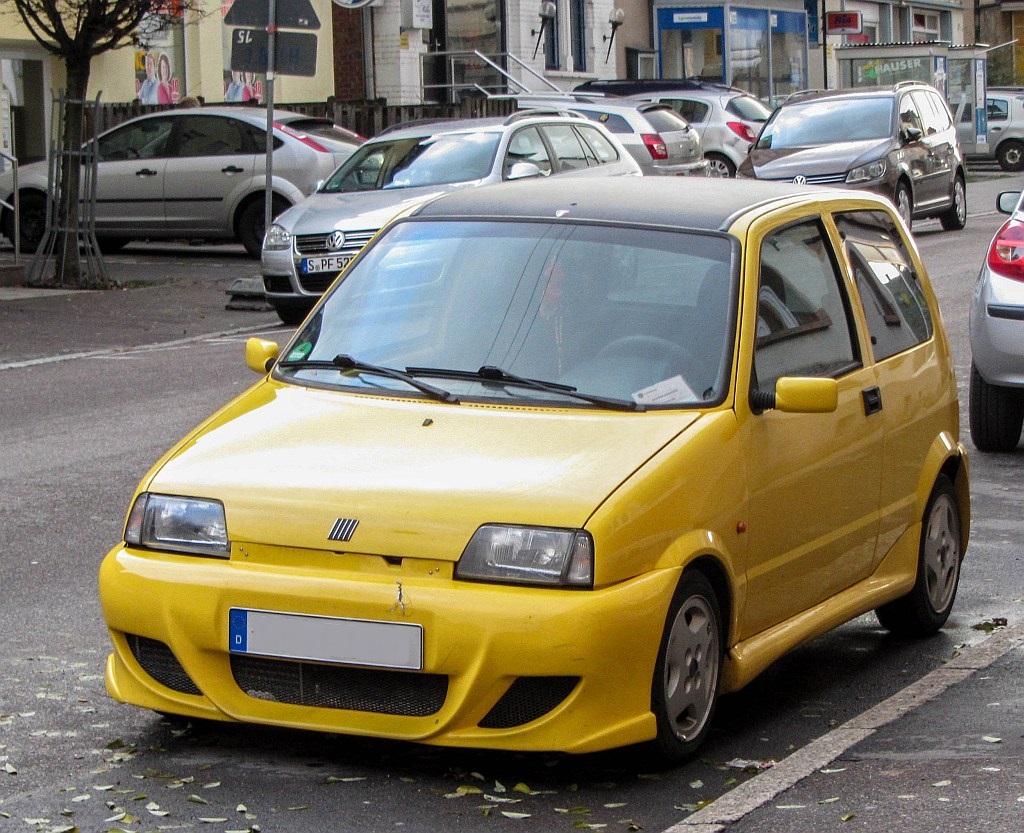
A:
[913, 12, 941, 42]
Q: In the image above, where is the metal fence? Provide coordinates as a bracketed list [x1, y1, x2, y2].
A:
[87, 96, 519, 140]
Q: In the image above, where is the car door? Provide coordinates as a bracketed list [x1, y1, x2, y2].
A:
[738, 215, 883, 639]
[833, 209, 950, 569]
[896, 92, 938, 207]
[163, 113, 258, 234]
[93, 116, 174, 233]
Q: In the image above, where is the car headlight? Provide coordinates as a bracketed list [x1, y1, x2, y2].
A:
[846, 160, 886, 184]
[263, 223, 293, 251]
[455, 525, 593, 588]
[124, 493, 230, 558]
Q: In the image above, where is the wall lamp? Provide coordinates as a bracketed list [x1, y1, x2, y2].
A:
[603, 7, 625, 64]
[532, 1, 557, 60]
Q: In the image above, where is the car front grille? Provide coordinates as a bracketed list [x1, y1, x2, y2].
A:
[295, 229, 377, 256]
[478, 676, 580, 729]
[127, 634, 202, 696]
[768, 173, 848, 185]
[231, 655, 448, 716]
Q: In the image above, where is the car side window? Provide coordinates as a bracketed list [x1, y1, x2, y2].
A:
[754, 219, 860, 388]
[913, 90, 952, 134]
[835, 211, 933, 361]
[898, 94, 924, 136]
[174, 115, 251, 157]
[988, 98, 1009, 121]
[97, 117, 175, 161]
[575, 124, 619, 163]
[504, 126, 552, 177]
[541, 124, 591, 171]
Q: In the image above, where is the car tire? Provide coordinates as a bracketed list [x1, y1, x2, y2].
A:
[893, 181, 913, 229]
[939, 175, 967, 231]
[969, 362, 1024, 452]
[7, 191, 49, 253]
[271, 298, 315, 326]
[96, 237, 130, 254]
[237, 195, 289, 259]
[705, 153, 735, 178]
[647, 570, 723, 764]
[875, 475, 962, 638]
[996, 139, 1024, 172]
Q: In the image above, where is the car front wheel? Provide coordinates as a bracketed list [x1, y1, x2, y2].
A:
[939, 175, 967, 231]
[969, 362, 1024, 452]
[648, 570, 723, 764]
[894, 181, 913, 229]
[875, 475, 962, 637]
[705, 153, 736, 178]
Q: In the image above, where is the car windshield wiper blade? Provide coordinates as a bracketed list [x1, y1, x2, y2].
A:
[277, 355, 459, 404]
[406, 365, 643, 411]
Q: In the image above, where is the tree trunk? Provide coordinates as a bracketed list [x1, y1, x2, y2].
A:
[50, 55, 103, 289]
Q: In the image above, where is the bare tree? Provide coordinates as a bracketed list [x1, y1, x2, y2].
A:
[9, 0, 198, 286]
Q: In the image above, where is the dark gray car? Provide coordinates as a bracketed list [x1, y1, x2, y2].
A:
[737, 83, 967, 231]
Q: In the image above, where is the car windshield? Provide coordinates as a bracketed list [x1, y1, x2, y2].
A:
[320, 132, 501, 192]
[278, 219, 736, 409]
[756, 97, 893, 149]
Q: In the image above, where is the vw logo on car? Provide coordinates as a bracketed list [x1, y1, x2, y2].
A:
[327, 230, 346, 250]
[793, 175, 807, 184]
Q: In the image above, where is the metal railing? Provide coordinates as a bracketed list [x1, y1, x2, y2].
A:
[420, 50, 561, 104]
[0, 149, 19, 261]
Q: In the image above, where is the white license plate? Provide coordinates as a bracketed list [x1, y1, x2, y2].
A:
[228, 608, 422, 670]
[301, 255, 352, 274]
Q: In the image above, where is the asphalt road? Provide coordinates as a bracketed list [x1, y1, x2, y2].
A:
[1, 173, 1022, 833]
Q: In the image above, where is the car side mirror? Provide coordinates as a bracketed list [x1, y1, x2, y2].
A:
[507, 161, 544, 180]
[751, 376, 839, 414]
[245, 337, 279, 374]
[997, 190, 1022, 215]
[901, 126, 924, 144]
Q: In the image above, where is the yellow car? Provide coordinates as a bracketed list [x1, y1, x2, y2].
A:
[100, 177, 969, 763]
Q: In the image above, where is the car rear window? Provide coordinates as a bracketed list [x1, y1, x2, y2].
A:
[640, 108, 692, 134]
[726, 95, 771, 122]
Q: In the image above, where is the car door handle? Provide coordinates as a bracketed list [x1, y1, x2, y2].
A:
[862, 386, 883, 415]
[135, 168, 158, 177]
[221, 165, 245, 174]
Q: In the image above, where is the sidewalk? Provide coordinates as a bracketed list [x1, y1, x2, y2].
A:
[0, 241, 283, 366]
[672, 624, 1024, 833]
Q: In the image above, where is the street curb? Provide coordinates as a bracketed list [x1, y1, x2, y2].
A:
[661, 624, 1024, 833]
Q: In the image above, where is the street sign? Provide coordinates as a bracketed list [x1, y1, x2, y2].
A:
[224, 0, 321, 29]
[230, 28, 319, 76]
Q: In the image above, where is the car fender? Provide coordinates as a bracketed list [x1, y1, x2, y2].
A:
[226, 176, 304, 230]
[914, 431, 971, 553]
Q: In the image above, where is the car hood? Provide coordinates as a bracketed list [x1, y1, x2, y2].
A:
[277, 184, 473, 234]
[747, 138, 891, 177]
[147, 382, 701, 559]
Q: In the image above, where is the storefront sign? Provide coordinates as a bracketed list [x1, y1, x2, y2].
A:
[673, 12, 708, 23]
[825, 12, 862, 35]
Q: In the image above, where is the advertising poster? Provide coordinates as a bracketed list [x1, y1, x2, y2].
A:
[135, 11, 185, 103]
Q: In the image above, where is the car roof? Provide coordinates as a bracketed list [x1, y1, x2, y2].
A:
[372, 109, 601, 141]
[410, 176, 847, 231]
[780, 84, 933, 106]
[574, 79, 735, 95]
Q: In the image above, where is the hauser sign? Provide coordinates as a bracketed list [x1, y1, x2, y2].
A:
[825, 11, 862, 35]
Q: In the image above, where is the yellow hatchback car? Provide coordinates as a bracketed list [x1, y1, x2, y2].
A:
[100, 177, 969, 763]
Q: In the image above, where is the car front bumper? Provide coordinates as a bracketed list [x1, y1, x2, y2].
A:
[100, 545, 677, 753]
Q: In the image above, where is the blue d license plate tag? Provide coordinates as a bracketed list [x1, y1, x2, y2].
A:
[229, 608, 423, 670]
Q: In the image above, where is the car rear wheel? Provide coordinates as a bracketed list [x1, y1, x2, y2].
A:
[97, 237, 130, 254]
[237, 195, 289, 259]
[705, 153, 735, 178]
[875, 475, 962, 637]
[6, 191, 48, 253]
[648, 570, 723, 764]
[894, 181, 913, 229]
[939, 175, 967, 231]
[969, 363, 1024, 452]
[996, 139, 1024, 172]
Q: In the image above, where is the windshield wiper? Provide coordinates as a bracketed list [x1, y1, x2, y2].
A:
[406, 365, 643, 411]
[277, 355, 459, 404]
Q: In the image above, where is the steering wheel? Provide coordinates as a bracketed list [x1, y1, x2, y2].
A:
[597, 335, 690, 368]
